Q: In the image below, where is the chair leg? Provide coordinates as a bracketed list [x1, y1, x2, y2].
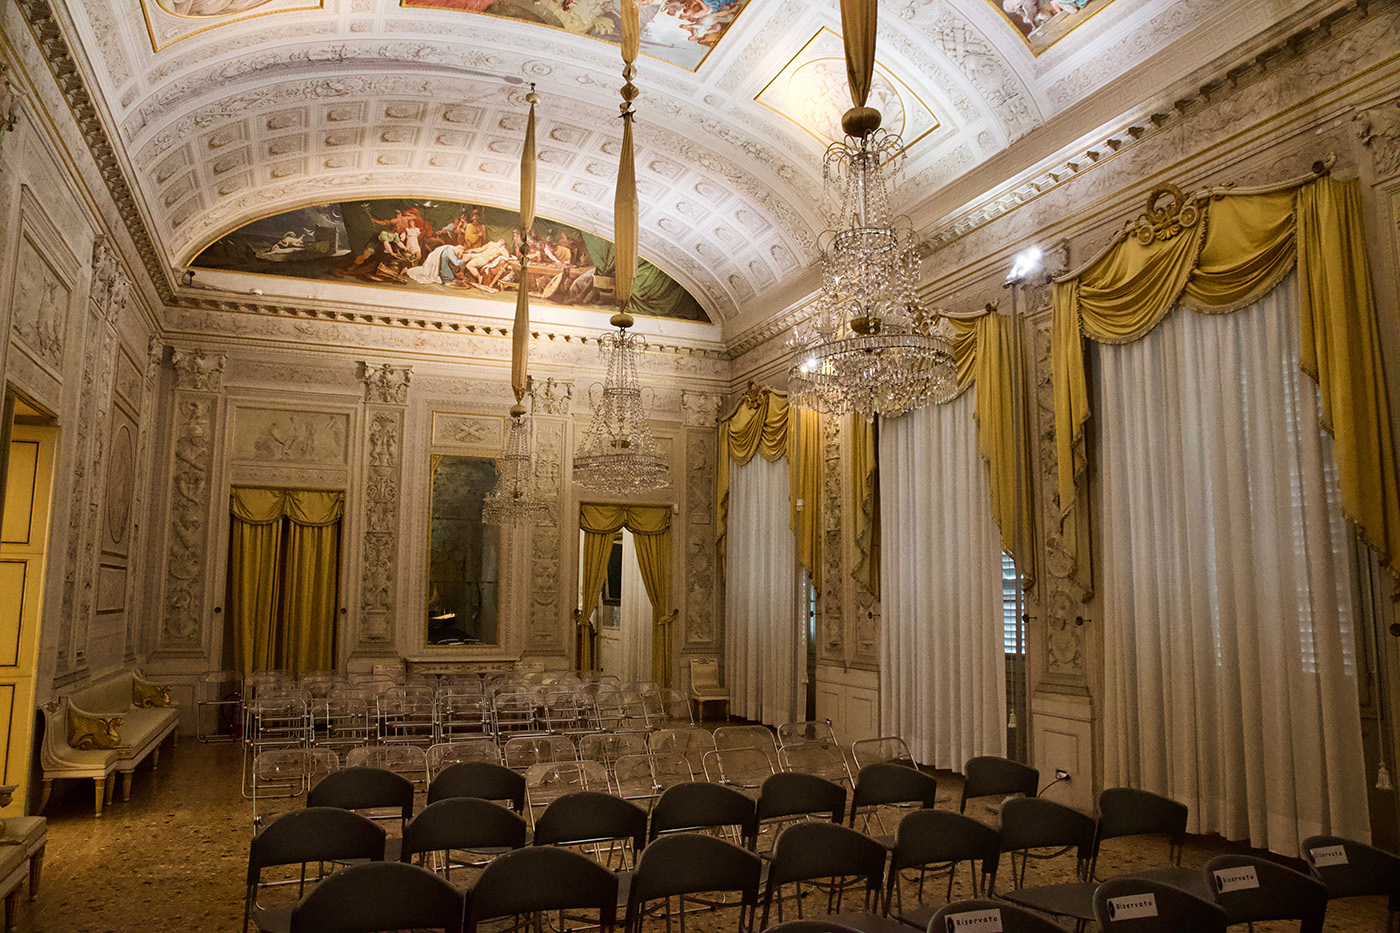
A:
[121, 771, 133, 802]
[152, 746, 161, 771]
[27, 844, 42, 902]
[104, 778, 115, 807]
[37, 781, 51, 815]
[4, 888, 15, 932]
[93, 778, 105, 817]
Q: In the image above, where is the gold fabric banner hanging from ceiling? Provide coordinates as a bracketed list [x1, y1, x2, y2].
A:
[839, 0, 877, 112]
[614, 0, 640, 311]
[511, 89, 538, 404]
[1052, 174, 1399, 593]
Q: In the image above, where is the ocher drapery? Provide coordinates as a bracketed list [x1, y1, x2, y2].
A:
[575, 503, 673, 685]
[716, 387, 822, 590]
[853, 309, 1038, 596]
[229, 487, 343, 678]
[1053, 175, 1399, 593]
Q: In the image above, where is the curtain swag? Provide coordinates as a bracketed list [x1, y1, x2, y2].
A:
[1052, 173, 1400, 593]
[230, 486, 345, 526]
[716, 386, 822, 591]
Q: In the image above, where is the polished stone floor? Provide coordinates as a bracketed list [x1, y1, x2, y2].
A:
[15, 737, 1392, 932]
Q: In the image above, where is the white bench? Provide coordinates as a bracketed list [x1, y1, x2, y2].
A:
[39, 670, 180, 816]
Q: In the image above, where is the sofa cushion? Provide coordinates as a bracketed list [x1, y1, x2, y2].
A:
[111, 708, 179, 759]
[3, 817, 46, 850]
[71, 678, 132, 714]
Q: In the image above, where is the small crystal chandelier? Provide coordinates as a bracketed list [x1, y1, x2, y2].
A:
[482, 401, 554, 527]
[573, 311, 671, 495]
[572, 0, 670, 496]
[787, 3, 956, 419]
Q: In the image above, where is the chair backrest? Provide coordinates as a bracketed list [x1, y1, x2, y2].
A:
[757, 771, 846, 824]
[1092, 787, 1187, 876]
[248, 807, 387, 882]
[889, 808, 1000, 885]
[776, 721, 837, 748]
[1204, 853, 1328, 933]
[703, 746, 776, 795]
[579, 731, 649, 770]
[345, 744, 430, 789]
[648, 726, 716, 772]
[650, 780, 758, 843]
[525, 759, 611, 817]
[1302, 833, 1400, 907]
[688, 658, 726, 696]
[714, 725, 778, 755]
[627, 833, 761, 929]
[611, 753, 692, 806]
[502, 734, 578, 771]
[290, 861, 464, 933]
[998, 797, 1094, 889]
[427, 739, 500, 775]
[532, 790, 648, 859]
[1093, 876, 1228, 932]
[307, 766, 415, 824]
[849, 736, 915, 770]
[427, 760, 526, 811]
[401, 797, 528, 864]
[761, 822, 888, 926]
[960, 756, 1039, 813]
[929, 899, 1071, 933]
[466, 846, 618, 932]
[850, 762, 938, 823]
[778, 743, 852, 786]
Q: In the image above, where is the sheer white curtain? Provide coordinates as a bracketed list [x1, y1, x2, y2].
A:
[1098, 272, 1370, 856]
[725, 455, 800, 726]
[619, 529, 653, 683]
[880, 390, 1007, 771]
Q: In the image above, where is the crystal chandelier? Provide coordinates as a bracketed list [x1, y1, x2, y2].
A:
[573, 311, 671, 495]
[787, 3, 956, 419]
[482, 402, 554, 527]
[572, 0, 670, 495]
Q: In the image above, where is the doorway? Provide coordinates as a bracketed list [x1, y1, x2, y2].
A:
[588, 530, 654, 683]
[0, 403, 58, 817]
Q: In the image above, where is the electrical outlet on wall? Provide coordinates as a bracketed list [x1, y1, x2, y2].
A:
[1055, 769, 1071, 780]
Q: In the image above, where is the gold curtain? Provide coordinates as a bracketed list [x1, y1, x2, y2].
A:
[512, 88, 538, 404]
[716, 387, 822, 589]
[575, 503, 673, 685]
[229, 487, 344, 678]
[850, 414, 879, 597]
[839, 0, 877, 111]
[614, 0, 640, 310]
[1052, 175, 1399, 592]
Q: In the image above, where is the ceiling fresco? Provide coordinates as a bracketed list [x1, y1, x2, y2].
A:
[402, 0, 753, 71]
[41, 0, 1314, 337]
[192, 197, 710, 322]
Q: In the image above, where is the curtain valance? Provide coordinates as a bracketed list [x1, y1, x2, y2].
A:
[717, 386, 822, 590]
[1053, 174, 1399, 592]
[231, 487, 345, 527]
[580, 502, 671, 536]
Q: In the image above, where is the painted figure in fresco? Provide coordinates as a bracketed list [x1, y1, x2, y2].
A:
[1003, 0, 1087, 32]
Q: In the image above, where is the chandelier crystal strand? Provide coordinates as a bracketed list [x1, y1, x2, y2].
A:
[572, 0, 670, 495]
[484, 85, 554, 527]
[787, 0, 957, 419]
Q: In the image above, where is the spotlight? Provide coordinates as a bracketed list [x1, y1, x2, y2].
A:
[1005, 247, 1042, 286]
[180, 269, 195, 287]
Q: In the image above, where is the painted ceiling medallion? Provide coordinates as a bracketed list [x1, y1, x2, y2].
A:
[402, 0, 753, 71]
[995, 0, 1115, 55]
[757, 29, 938, 154]
[142, 0, 323, 49]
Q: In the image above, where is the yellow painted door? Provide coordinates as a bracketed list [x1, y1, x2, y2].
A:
[0, 424, 57, 816]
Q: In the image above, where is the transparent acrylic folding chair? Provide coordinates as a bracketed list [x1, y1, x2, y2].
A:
[427, 738, 501, 777]
[649, 727, 716, 776]
[702, 746, 776, 801]
[524, 759, 610, 826]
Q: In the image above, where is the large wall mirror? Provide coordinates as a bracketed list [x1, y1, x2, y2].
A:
[426, 455, 500, 646]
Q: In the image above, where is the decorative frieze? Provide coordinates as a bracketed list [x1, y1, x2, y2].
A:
[681, 391, 721, 427]
[171, 347, 226, 392]
[160, 395, 215, 647]
[527, 418, 566, 650]
[1356, 96, 1400, 178]
[361, 362, 412, 405]
[360, 407, 404, 646]
[531, 378, 573, 416]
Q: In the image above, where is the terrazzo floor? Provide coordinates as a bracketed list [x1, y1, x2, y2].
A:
[14, 737, 1392, 932]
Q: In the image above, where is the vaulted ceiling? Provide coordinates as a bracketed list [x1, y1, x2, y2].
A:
[46, 0, 1322, 342]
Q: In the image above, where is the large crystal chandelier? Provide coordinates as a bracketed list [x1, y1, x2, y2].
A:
[787, 0, 957, 419]
[482, 85, 554, 527]
[482, 401, 554, 527]
[572, 0, 670, 495]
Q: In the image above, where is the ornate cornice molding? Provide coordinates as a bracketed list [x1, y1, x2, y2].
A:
[917, 0, 1375, 255]
[16, 0, 176, 306]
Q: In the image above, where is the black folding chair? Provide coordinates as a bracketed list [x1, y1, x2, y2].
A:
[1302, 834, 1400, 933]
[1093, 876, 1227, 932]
[306, 766, 415, 860]
[400, 797, 529, 880]
[759, 821, 887, 928]
[650, 781, 758, 848]
[624, 832, 761, 933]
[465, 845, 619, 933]
[244, 807, 386, 933]
[533, 790, 648, 877]
[755, 771, 847, 855]
[847, 762, 938, 842]
[958, 756, 1038, 823]
[1205, 853, 1327, 933]
[428, 760, 527, 813]
[289, 861, 463, 933]
[883, 809, 1000, 930]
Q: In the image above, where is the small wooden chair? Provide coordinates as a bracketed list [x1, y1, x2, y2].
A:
[687, 658, 729, 722]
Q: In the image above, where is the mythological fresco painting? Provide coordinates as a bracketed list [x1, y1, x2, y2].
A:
[994, 0, 1112, 53]
[402, 0, 751, 71]
[191, 198, 710, 323]
[142, 0, 325, 49]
